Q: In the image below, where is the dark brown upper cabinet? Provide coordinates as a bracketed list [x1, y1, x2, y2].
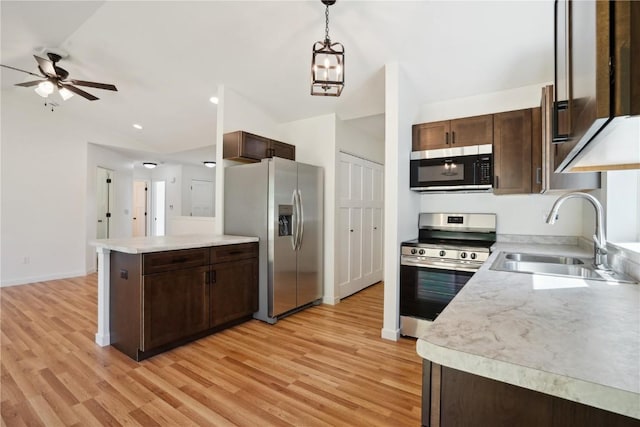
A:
[553, 0, 639, 172]
[223, 130, 295, 163]
[493, 109, 533, 195]
[412, 115, 493, 151]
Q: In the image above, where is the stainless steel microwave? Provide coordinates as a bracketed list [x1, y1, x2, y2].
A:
[410, 144, 493, 192]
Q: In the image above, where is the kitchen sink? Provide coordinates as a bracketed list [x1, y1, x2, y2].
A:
[490, 251, 637, 284]
[504, 253, 584, 265]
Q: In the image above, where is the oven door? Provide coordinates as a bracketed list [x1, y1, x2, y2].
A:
[400, 259, 475, 321]
[410, 154, 480, 191]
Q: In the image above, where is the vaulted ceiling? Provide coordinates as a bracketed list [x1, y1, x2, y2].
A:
[1, 1, 553, 155]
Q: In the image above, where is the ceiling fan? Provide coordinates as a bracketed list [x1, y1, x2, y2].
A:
[0, 52, 117, 101]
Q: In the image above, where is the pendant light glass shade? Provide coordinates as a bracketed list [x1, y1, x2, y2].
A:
[311, 0, 344, 97]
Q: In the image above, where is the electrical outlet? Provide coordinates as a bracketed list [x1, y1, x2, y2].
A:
[23, 256, 30, 264]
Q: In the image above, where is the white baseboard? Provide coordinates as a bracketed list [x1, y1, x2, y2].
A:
[322, 295, 340, 305]
[381, 327, 400, 341]
[95, 333, 111, 347]
[0, 270, 89, 287]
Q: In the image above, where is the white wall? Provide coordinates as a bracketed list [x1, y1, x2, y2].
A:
[602, 170, 640, 243]
[279, 114, 338, 304]
[420, 193, 585, 236]
[335, 114, 385, 164]
[382, 62, 421, 340]
[151, 164, 183, 234]
[0, 91, 147, 286]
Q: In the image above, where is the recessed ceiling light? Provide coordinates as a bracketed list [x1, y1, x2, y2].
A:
[209, 96, 219, 105]
[133, 124, 143, 130]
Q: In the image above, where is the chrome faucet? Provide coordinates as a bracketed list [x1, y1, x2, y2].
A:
[546, 192, 610, 271]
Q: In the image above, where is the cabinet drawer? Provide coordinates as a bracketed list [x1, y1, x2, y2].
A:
[211, 243, 258, 264]
[143, 248, 209, 275]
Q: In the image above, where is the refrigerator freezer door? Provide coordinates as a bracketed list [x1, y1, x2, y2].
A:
[296, 163, 323, 306]
[269, 158, 298, 317]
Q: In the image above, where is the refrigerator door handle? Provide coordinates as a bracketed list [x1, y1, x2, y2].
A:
[291, 190, 298, 251]
[296, 189, 304, 250]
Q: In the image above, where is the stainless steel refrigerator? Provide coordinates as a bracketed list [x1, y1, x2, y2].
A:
[224, 157, 323, 324]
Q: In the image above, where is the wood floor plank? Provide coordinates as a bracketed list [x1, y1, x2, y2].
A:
[1, 276, 422, 426]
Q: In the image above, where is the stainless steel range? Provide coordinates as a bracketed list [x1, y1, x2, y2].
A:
[400, 213, 496, 338]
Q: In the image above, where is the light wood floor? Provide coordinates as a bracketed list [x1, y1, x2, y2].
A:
[1, 275, 422, 426]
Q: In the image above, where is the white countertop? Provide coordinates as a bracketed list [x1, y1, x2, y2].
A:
[416, 242, 640, 419]
[91, 234, 258, 254]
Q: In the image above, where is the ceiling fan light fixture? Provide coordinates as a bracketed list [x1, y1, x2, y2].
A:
[142, 162, 157, 169]
[203, 161, 216, 168]
[34, 80, 54, 98]
[311, 0, 344, 97]
[59, 87, 74, 101]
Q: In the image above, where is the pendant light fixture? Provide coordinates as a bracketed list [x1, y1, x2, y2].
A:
[311, 0, 344, 97]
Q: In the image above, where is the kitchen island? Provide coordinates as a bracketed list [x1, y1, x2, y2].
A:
[92, 234, 258, 359]
[417, 243, 640, 426]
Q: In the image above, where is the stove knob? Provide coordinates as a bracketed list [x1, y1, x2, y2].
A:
[418, 249, 426, 255]
[460, 252, 467, 259]
[439, 250, 446, 257]
[470, 253, 477, 260]
[411, 248, 417, 255]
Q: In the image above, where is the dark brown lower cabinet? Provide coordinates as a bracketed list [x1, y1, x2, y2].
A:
[423, 361, 640, 427]
[142, 266, 210, 351]
[211, 257, 258, 327]
[110, 243, 258, 361]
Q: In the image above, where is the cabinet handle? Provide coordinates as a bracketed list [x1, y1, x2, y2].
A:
[374, 227, 377, 230]
[205, 271, 210, 284]
[536, 167, 542, 184]
[211, 270, 216, 284]
[495, 176, 499, 189]
[172, 257, 189, 264]
[445, 132, 449, 145]
[451, 131, 455, 144]
[228, 250, 243, 255]
[350, 229, 354, 232]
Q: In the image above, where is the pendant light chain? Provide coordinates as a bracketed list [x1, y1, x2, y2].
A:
[325, 5, 330, 43]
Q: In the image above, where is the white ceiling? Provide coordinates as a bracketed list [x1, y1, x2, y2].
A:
[1, 1, 554, 155]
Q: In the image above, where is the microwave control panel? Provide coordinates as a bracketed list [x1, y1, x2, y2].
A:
[477, 156, 493, 185]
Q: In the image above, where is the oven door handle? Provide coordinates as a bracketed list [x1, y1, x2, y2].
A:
[400, 257, 480, 273]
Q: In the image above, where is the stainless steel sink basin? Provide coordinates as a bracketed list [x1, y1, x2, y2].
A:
[504, 253, 584, 265]
[490, 251, 637, 284]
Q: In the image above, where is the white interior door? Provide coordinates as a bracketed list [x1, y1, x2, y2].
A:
[132, 180, 148, 237]
[338, 152, 384, 299]
[96, 167, 114, 239]
[191, 179, 214, 217]
[152, 181, 166, 236]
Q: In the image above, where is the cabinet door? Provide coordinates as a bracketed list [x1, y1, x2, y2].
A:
[412, 121, 451, 151]
[493, 109, 532, 195]
[210, 258, 258, 327]
[142, 266, 210, 351]
[241, 133, 270, 160]
[450, 114, 493, 147]
[269, 140, 296, 160]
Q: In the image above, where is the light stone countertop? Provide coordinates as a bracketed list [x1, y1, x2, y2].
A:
[91, 234, 258, 254]
[416, 242, 640, 420]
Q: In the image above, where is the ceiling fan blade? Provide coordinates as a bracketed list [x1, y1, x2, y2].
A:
[34, 55, 57, 77]
[0, 63, 43, 78]
[15, 80, 47, 87]
[61, 84, 99, 101]
[69, 80, 117, 91]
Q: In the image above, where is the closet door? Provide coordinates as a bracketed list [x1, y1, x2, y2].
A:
[337, 152, 384, 299]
